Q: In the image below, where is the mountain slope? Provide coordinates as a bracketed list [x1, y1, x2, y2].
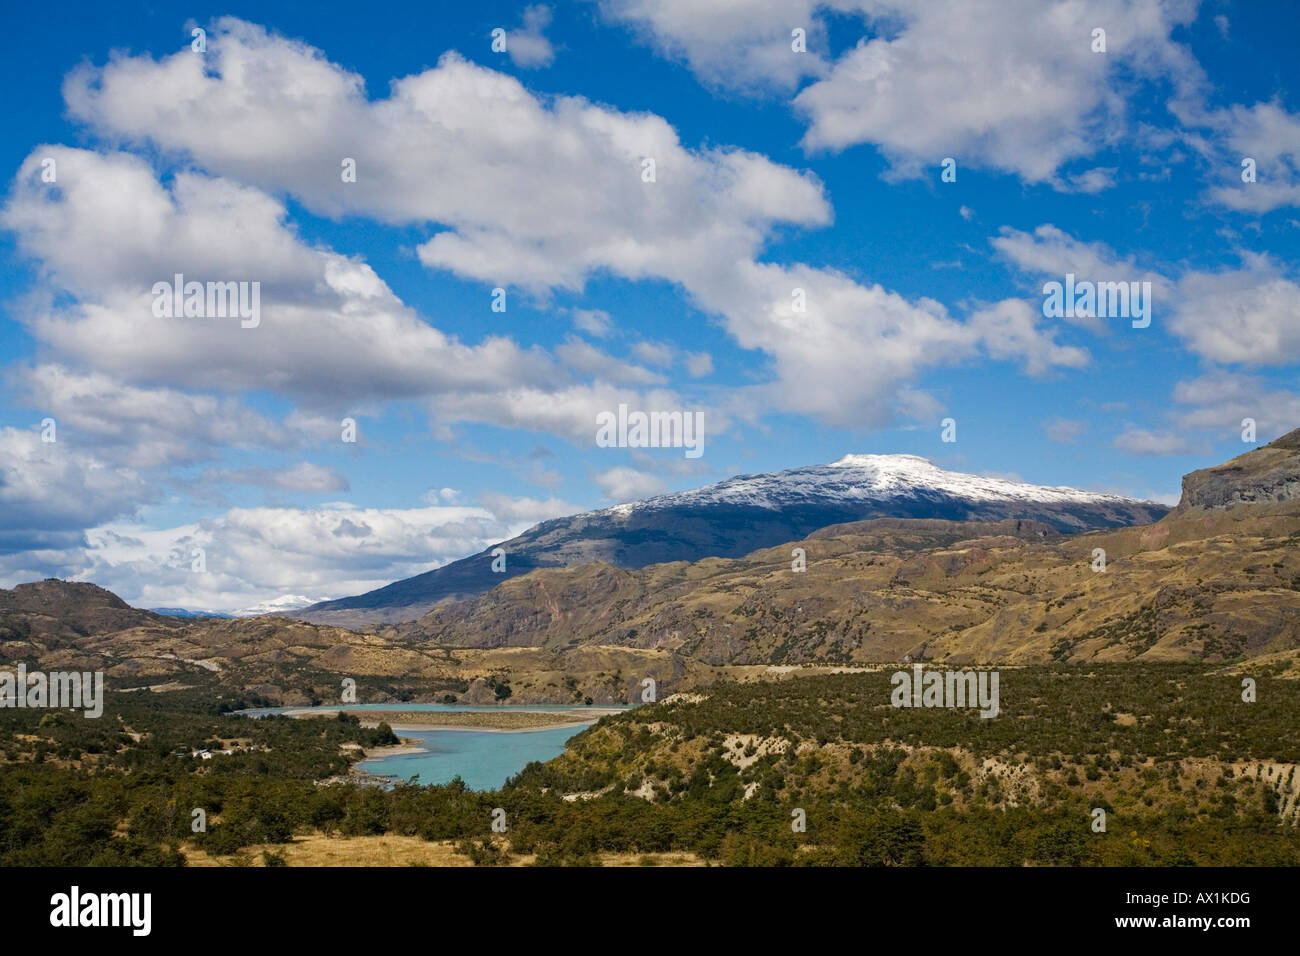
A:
[395, 503, 1300, 668]
[294, 454, 1168, 628]
[1179, 426, 1300, 509]
[393, 432, 1300, 668]
[0, 579, 177, 645]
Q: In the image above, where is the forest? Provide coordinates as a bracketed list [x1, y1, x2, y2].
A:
[1, 663, 1296, 866]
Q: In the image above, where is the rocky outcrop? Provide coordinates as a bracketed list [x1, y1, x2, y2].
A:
[1179, 428, 1300, 510]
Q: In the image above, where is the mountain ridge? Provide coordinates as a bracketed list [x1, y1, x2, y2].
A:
[292, 453, 1169, 628]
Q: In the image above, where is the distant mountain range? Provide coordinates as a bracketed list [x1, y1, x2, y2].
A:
[291, 453, 1170, 628]
[393, 429, 1300, 670]
[149, 607, 236, 619]
[3, 431, 1300, 705]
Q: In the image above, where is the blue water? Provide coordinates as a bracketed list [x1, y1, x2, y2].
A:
[238, 703, 623, 717]
[235, 702, 626, 790]
[357, 724, 592, 790]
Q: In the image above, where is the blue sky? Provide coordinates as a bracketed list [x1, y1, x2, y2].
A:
[1, 0, 1298, 611]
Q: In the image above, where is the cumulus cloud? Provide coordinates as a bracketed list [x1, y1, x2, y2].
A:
[0, 426, 154, 554]
[5, 494, 581, 614]
[1172, 371, 1300, 439]
[52, 19, 1071, 429]
[1168, 257, 1300, 365]
[556, 338, 665, 385]
[593, 465, 668, 501]
[995, 225, 1300, 366]
[3, 148, 555, 404]
[1191, 101, 1300, 212]
[991, 224, 1172, 330]
[967, 300, 1090, 376]
[797, 0, 1196, 185]
[571, 308, 614, 337]
[1113, 427, 1209, 457]
[61, 22, 830, 289]
[12, 364, 291, 469]
[503, 4, 556, 69]
[602, 1, 1231, 194]
[598, 0, 829, 92]
[685, 351, 714, 377]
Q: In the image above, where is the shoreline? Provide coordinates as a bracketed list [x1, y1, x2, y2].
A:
[370, 719, 598, 734]
[371, 723, 598, 738]
[282, 706, 622, 732]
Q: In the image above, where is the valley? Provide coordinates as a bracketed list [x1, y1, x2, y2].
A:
[1, 431, 1298, 866]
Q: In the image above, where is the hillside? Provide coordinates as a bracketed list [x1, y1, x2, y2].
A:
[394, 505, 1300, 669]
[0, 579, 178, 645]
[395, 433, 1300, 670]
[1180, 427, 1300, 509]
[294, 454, 1168, 628]
[5, 432, 1299, 706]
[499, 664, 1300, 865]
[0, 579, 707, 706]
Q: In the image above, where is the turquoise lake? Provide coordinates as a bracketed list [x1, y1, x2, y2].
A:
[239, 702, 620, 716]
[238, 703, 623, 790]
[357, 724, 592, 791]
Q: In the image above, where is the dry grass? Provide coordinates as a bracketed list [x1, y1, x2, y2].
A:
[181, 832, 709, 867]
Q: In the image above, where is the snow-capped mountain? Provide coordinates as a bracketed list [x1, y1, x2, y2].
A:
[603, 454, 1149, 516]
[292, 454, 1169, 629]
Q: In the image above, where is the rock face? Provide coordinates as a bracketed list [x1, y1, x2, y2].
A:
[1179, 428, 1300, 510]
[459, 677, 498, 705]
[293, 454, 1169, 628]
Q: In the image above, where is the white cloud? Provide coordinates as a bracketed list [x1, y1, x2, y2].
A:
[1113, 428, 1208, 457]
[3, 148, 555, 405]
[1172, 371, 1300, 438]
[6, 493, 581, 614]
[556, 337, 665, 385]
[593, 465, 668, 501]
[792, 0, 1198, 186]
[685, 351, 714, 377]
[571, 308, 614, 337]
[1045, 417, 1089, 444]
[598, 0, 828, 92]
[992, 224, 1169, 305]
[967, 299, 1090, 376]
[0, 426, 153, 553]
[1169, 257, 1300, 365]
[631, 340, 674, 367]
[14, 364, 290, 469]
[1195, 101, 1300, 213]
[1065, 167, 1119, 194]
[476, 491, 574, 523]
[504, 4, 556, 69]
[62, 22, 830, 291]
[56, 20, 1030, 429]
[198, 462, 349, 493]
[993, 225, 1300, 367]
